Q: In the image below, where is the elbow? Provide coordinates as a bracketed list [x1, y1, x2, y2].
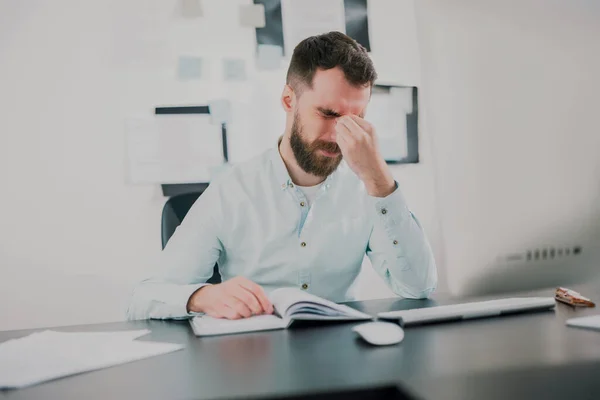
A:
[391, 258, 438, 299]
[399, 285, 436, 300]
[125, 284, 150, 321]
[125, 306, 139, 321]
[125, 302, 142, 321]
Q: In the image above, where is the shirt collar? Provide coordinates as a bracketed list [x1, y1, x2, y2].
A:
[271, 137, 338, 191]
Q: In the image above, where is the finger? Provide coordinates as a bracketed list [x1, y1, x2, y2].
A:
[238, 279, 274, 314]
[232, 286, 263, 315]
[205, 308, 226, 319]
[337, 117, 364, 141]
[335, 129, 352, 156]
[221, 305, 242, 320]
[225, 297, 253, 318]
[334, 121, 354, 145]
[206, 304, 237, 319]
[348, 114, 373, 133]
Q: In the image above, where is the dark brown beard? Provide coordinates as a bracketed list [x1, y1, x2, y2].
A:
[289, 111, 342, 178]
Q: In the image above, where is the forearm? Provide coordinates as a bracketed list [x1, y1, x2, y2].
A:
[367, 185, 438, 298]
[126, 280, 210, 320]
[127, 187, 223, 320]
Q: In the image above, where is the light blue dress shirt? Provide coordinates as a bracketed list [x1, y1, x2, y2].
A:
[127, 146, 437, 320]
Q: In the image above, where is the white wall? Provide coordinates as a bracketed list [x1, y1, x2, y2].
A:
[0, 0, 435, 331]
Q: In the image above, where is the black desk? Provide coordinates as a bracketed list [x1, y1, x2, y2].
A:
[2, 288, 600, 400]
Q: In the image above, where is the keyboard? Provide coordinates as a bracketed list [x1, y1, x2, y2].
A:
[377, 297, 556, 326]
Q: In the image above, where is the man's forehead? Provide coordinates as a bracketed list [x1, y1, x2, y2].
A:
[304, 70, 371, 114]
[311, 94, 369, 116]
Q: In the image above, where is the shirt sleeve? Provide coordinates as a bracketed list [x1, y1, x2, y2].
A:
[126, 183, 224, 320]
[366, 182, 438, 299]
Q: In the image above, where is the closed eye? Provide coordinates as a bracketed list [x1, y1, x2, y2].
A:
[317, 107, 342, 119]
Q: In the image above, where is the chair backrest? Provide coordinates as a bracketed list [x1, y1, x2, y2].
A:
[161, 191, 221, 284]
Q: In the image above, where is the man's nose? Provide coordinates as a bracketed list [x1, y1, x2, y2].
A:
[323, 121, 338, 142]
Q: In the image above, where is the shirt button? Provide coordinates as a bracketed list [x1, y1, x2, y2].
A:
[301, 283, 309, 290]
[289, 183, 294, 188]
[300, 201, 305, 207]
[300, 242, 306, 247]
[393, 240, 398, 245]
[381, 208, 388, 215]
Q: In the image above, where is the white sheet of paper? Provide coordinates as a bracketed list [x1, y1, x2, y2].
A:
[180, 0, 203, 18]
[281, 0, 346, 55]
[367, 90, 409, 161]
[177, 56, 204, 80]
[208, 99, 232, 124]
[566, 315, 600, 331]
[239, 3, 266, 28]
[29, 330, 152, 342]
[125, 115, 223, 184]
[0, 330, 183, 389]
[256, 44, 283, 70]
[223, 58, 247, 81]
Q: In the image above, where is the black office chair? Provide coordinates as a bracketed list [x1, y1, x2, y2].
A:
[161, 192, 222, 284]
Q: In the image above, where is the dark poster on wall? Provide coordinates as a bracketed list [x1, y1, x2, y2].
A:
[254, 0, 370, 55]
[343, 0, 370, 51]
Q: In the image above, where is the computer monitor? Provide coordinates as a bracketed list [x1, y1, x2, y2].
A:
[432, 114, 600, 296]
[431, 93, 600, 296]
[427, 64, 600, 297]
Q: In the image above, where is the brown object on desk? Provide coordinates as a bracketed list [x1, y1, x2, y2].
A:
[555, 287, 596, 307]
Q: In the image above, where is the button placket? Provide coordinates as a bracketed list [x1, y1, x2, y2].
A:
[296, 188, 310, 235]
[299, 270, 311, 290]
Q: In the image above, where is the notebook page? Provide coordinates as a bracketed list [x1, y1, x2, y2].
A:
[270, 288, 371, 319]
[190, 314, 287, 336]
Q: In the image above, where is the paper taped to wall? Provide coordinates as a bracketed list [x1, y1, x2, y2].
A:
[208, 99, 232, 124]
[368, 88, 409, 161]
[390, 86, 413, 114]
[257, 44, 283, 70]
[281, 0, 346, 53]
[179, 0, 203, 18]
[125, 115, 223, 184]
[239, 3, 266, 28]
[177, 56, 204, 80]
[223, 58, 247, 81]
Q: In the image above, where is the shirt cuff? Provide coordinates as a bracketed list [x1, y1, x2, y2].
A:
[152, 283, 210, 320]
[369, 181, 411, 225]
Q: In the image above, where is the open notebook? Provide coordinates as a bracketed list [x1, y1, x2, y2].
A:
[190, 287, 372, 336]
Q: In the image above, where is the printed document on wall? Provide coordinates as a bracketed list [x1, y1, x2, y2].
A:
[367, 89, 409, 161]
[281, 0, 345, 54]
[125, 115, 223, 184]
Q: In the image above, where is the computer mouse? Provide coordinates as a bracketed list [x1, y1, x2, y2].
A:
[352, 322, 404, 346]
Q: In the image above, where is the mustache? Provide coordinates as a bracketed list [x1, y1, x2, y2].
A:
[312, 141, 340, 154]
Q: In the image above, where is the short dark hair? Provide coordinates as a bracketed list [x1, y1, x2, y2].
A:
[286, 31, 377, 94]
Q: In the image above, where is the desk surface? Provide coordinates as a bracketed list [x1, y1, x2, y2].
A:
[2, 288, 600, 400]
